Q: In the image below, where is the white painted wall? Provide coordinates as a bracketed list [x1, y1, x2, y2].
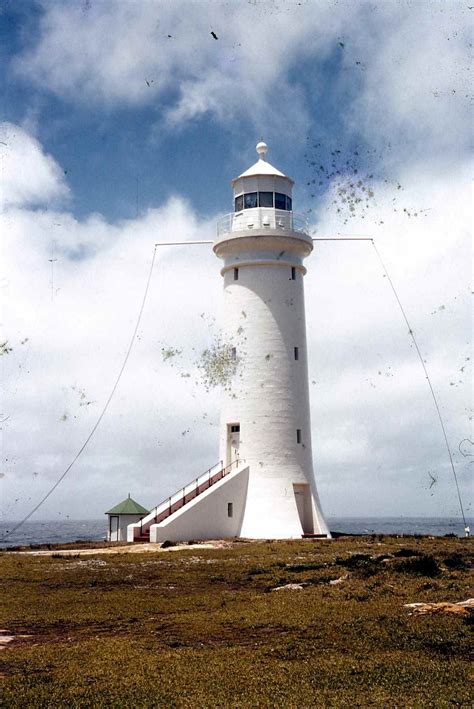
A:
[107, 513, 143, 542]
[149, 466, 249, 542]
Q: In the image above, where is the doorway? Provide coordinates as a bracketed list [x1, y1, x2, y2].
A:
[227, 423, 240, 467]
[293, 484, 314, 535]
[109, 515, 119, 541]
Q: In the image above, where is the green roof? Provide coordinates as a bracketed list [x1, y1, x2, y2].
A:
[105, 495, 149, 516]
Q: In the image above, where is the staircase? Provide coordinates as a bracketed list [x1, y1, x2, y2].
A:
[133, 459, 240, 542]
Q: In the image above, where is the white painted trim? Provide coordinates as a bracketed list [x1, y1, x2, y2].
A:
[220, 261, 307, 276]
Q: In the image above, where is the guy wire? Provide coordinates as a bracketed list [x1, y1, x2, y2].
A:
[371, 239, 467, 528]
[2, 238, 467, 540]
[0, 245, 158, 542]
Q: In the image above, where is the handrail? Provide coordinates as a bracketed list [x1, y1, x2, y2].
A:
[216, 209, 309, 238]
[140, 459, 222, 533]
[138, 458, 241, 535]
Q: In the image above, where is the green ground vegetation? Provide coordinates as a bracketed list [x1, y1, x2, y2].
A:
[0, 536, 472, 707]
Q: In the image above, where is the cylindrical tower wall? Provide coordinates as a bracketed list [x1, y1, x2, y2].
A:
[215, 239, 328, 538]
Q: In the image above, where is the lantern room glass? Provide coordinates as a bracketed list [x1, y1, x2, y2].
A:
[234, 192, 292, 213]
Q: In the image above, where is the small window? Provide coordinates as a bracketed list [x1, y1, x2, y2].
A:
[258, 191, 273, 208]
[231, 347, 237, 361]
[227, 502, 233, 518]
[291, 266, 296, 280]
[244, 192, 258, 209]
[275, 192, 286, 210]
[233, 267, 239, 281]
[296, 429, 302, 444]
[286, 195, 292, 211]
[294, 347, 299, 361]
[230, 424, 240, 433]
[234, 195, 243, 212]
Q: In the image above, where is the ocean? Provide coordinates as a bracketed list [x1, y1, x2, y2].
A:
[0, 517, 471, 549]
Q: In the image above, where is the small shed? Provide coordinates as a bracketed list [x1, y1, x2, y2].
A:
[105, 494, 149, 542]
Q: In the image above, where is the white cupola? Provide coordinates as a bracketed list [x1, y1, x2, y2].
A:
[231, 141, 294, 213]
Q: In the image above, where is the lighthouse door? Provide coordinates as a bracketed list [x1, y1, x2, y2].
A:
[227, 423, 240, 467]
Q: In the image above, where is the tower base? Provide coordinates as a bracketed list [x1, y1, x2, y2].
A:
[128, 463, 331, 543]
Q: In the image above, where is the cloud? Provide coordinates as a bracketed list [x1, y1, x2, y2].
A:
[10, 1, 351, 136]
[12, 1, 470, 172]
[1, 255, 218, 521]
[1, 122, 471, 525]
[306, 161, 472, 516]
[344, 3, 472, 169]
[1, 129, 223, 520]
[0, 122, 69, 209]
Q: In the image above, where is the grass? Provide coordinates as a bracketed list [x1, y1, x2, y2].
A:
[0, 536, 472, 707]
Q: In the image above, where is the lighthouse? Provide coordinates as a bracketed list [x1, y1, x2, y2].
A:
[213, 142, 329, 538]
[128, 143, 330, 542]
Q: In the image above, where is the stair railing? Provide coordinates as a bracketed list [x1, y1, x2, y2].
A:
[139, 459, 222, 535]
[138, 458, 241, 535]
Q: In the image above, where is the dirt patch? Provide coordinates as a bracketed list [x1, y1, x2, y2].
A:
[8, 540, 231, 557]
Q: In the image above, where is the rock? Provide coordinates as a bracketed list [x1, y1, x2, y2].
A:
[404, 599, 474, 616]
[457, 598, 474, 608]
[329, 574, 348, 585]
[271, 583, 305, 592]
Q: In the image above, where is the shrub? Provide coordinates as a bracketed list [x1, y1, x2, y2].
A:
[160, 540, 175, 549]
[395, 554, 441, 577]
[392, 548, 423, 558]
[443, 553, 468, 570]
[335, 554, 379, 577]
[51, 553, 80, 559]
[336, 553, 372, 567]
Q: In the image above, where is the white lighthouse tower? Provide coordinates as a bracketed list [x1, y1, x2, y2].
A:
[128, 143, 330, 542]
[213, 142, 329, 538]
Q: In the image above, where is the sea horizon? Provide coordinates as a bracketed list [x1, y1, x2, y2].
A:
[0, 516, 471, 549]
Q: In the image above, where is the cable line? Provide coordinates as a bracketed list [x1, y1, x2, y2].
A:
[0, 245, 158, 542]
[371, 240, 468, 531]
[2, 237, 467, 542]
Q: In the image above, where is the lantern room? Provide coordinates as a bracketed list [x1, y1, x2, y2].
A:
[232, 141, 294, 213]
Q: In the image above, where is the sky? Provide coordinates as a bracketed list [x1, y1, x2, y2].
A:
[0, 0, 472, 529]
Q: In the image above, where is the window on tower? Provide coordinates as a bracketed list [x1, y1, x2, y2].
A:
[227, 502, 233, 518]
[234, 194, 244, 212]
[294, 347, 299, 361]
[286, 195, 292, 210]
[244, 192, 258, 209]
[275, 192, 286, 210]
[258, 191, 273, 207]
[291, 267, 296, 280]
[233, 267, 239, 281]
[296, 429, 302, 444]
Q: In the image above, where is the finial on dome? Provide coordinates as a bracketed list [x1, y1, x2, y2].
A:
[256, 140, 268, 160]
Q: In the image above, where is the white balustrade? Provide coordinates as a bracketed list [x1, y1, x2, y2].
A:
[217, 209, 309, 238]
